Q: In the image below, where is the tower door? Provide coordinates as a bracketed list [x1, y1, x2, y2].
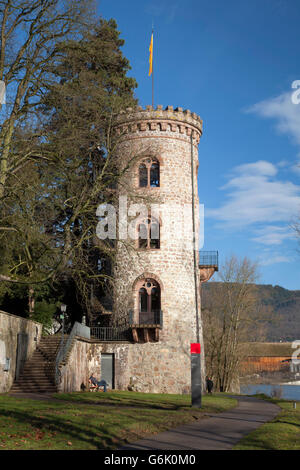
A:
[101, 353, 114, 389]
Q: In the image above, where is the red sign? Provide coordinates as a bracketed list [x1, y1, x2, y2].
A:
[191, 343, 201, 354]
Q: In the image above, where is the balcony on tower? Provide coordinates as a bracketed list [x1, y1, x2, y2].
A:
[199, 251, 219, 283]
[129, 309, 163, 344]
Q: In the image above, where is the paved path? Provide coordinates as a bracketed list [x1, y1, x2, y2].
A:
[120, 396, 280, 450]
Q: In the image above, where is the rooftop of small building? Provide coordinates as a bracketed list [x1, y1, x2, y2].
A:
[242, 342, 294, 357]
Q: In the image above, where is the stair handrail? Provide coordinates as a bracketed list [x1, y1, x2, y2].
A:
[44, 337, 62, 384]
[55, 321, 90, 385]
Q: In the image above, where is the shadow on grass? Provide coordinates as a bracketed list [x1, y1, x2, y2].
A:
[0, 396, 206, 450]
[276, 419, 300, 429]
[0, 393, 237, 450]
[0, 407, 123, 449]
[0, 404, 171, 449]
[53, 392, 194, 411]
[236, 435, 277, 450]
[52, 391, 234, 414]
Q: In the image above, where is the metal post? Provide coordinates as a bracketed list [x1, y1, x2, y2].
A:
[190, 134, 202, 407]
[60, 304, 66, 350]
[152, 25, 154, 107]
[191, 344, 202, 407]
[190, 134, 200, 342]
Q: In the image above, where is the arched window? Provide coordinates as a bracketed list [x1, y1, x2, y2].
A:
[138, 279, 161, 324]
[150, 160, 159, 187]
[139, 158, 160, 188]
[139, 164, 148, 188]
[137, 216, 160, 249]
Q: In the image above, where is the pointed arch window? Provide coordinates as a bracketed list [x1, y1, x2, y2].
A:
[139, 158, 160, 188]
[138, 279, 161, 324]
[137, 216, 160, 250]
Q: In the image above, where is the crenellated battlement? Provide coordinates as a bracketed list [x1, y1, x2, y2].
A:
[114, 105, 203, 143]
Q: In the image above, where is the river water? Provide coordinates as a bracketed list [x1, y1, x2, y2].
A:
[240, 384, 300, 401]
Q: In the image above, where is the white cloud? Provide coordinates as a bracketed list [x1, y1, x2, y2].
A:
[145, 2, 179, 24]
[228, 160, 277, 178]
[247, 89, 300, 177]
[207, 160, 300, 228]
[207, 88, 300, 263]
[247, 91, 300, 148]
[291, 164, 300, 176]
[259, 255, 292, 266]
[251, 225, 296, 245]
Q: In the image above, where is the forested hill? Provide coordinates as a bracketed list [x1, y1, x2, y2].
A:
[202, 283, 300, 342]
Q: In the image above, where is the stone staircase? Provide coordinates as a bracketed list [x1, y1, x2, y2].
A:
[10, 335, 68, 394]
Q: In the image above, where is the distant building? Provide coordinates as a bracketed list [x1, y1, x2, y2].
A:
[240, 342, 295, 374]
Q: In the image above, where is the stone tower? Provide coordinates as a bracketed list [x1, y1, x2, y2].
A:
[104, 105, 204, 394]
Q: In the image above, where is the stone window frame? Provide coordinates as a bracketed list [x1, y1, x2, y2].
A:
[136, 212, 161, 251]
[136, 155, 163, 189]
[132, 273, 164, 324]
[138, 279, 160, 316]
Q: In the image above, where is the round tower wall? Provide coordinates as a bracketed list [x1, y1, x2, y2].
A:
[109, 106, 204, 394]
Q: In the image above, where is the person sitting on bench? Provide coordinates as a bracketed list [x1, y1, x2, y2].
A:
[89, 373, 107, 392]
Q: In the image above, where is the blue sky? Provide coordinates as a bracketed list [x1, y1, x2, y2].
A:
[98, 0, 300, 290]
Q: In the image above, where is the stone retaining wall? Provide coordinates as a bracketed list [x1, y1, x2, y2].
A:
[0, 310, 42, 393]
[59, 338, 193, 395]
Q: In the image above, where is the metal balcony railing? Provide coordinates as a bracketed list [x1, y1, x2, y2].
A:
[139, 310, 162, 326]
[129, 310, 163, 327]
[199, 251, 219, 268]
[90, 327, 131, 342]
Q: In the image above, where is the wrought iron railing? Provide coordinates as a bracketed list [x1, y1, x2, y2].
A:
[55, 328, 75, 385]
[90, 327, 131, 342]
[90, 310, 163, 341]
[139, 310, 162, 325]
[129, 310, 163, 327]
[44, 341, 60, 385]
[199, 251, 218, 268]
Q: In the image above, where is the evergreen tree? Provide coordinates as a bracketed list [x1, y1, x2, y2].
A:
[0, 14, 138, 327]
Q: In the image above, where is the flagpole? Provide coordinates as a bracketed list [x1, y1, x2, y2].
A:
[152, 26, 154, 107]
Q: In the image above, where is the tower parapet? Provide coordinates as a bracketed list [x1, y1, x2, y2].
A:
[114, 105, 203, 144]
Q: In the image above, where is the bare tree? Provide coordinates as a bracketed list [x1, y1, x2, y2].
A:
[292, 217, 300, 252]
[202, 255, 262, 392]
[0, 0, 94, 199]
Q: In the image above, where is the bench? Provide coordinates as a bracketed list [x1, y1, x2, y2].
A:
[88, 380, 99, 392]
[88, 379, 107, 392]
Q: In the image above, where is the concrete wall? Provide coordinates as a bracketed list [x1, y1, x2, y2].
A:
[0, 310, 42, 393]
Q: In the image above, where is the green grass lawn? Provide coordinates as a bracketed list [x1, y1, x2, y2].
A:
[234, 396, 300, 450]
[0, 391, 237, 450]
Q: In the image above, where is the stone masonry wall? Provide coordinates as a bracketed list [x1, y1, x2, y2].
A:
[58, 338, 96, 392]
[0, 310, 42, 393]
[59, 339, 192, 395]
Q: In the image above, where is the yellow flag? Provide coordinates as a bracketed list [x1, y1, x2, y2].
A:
[148, 32, 153, 76]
